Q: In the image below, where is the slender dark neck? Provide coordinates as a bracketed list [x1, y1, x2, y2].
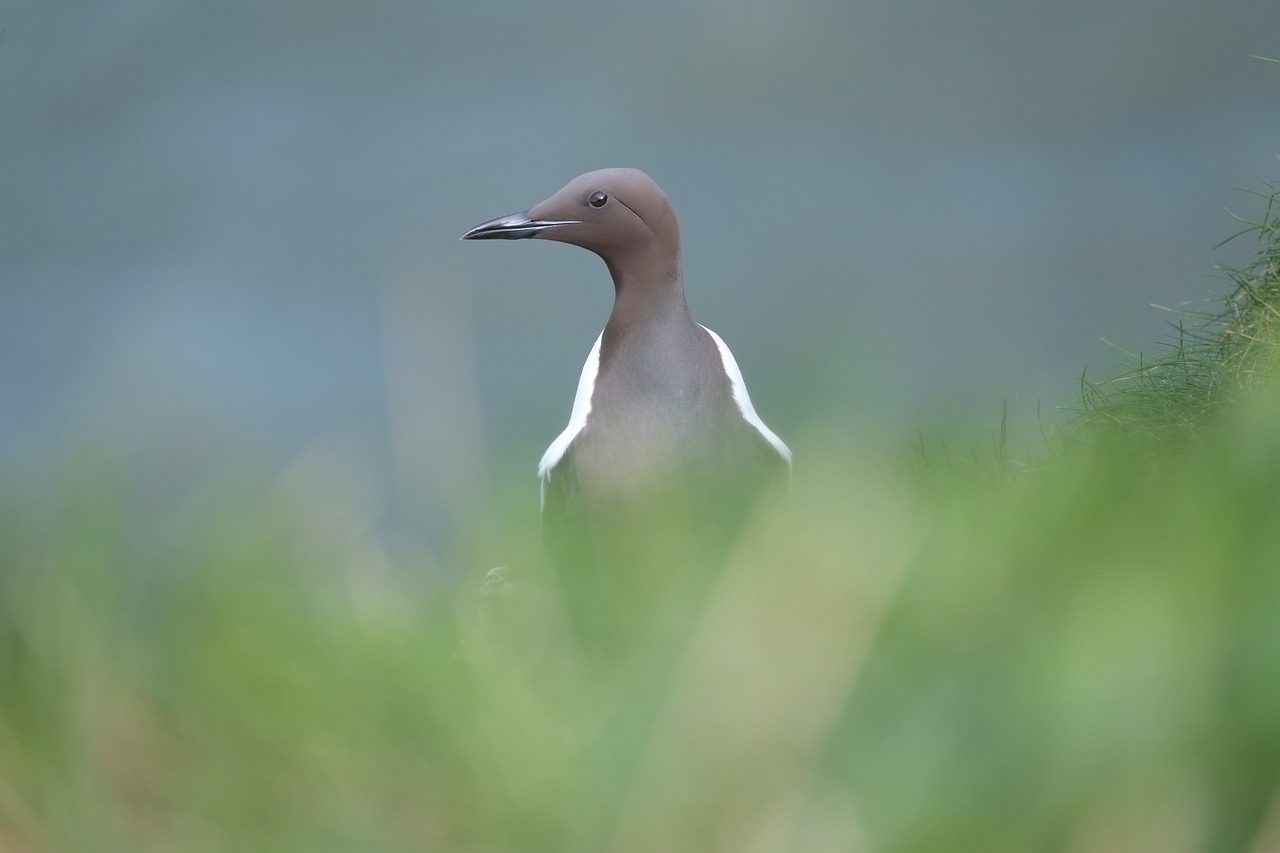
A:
[603, 243, 691, 332]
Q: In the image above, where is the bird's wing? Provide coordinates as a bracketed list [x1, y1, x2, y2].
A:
[538, 332, 603, 507]
[699, 325, 792, 466]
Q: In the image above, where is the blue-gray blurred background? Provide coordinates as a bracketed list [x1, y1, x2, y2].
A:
[3, 1, 1279, 550]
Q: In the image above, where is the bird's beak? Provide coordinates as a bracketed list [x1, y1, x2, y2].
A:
[460, 211, 580, 240]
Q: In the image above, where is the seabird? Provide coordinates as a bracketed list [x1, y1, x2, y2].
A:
[462, 168, 790, 590]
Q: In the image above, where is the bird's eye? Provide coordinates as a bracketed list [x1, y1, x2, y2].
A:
[588, 191, 609, 208]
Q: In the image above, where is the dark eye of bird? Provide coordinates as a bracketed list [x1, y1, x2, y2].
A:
[589, 191, 608, 208]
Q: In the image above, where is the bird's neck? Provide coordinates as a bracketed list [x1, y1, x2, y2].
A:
[604, 247, 691, 332]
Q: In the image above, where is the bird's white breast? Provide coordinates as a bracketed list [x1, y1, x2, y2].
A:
[537, 326, 791, 507]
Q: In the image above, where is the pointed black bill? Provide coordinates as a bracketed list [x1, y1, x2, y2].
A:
[460, 211, 579, 240]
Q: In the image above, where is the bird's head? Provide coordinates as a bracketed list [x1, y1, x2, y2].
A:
[461, 168, 679, 265]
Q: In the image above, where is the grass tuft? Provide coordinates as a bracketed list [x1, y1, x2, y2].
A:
[1070, 179, 1280, 450]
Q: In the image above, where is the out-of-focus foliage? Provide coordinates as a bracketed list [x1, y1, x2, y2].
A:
[2, 186, 1280, 851]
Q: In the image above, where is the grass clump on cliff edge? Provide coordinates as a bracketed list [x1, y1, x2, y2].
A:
[1074, 179, 1280, 448]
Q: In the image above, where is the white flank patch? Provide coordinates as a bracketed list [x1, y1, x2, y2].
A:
[700, 325, 793, 466]
[538, 332, 603, 506]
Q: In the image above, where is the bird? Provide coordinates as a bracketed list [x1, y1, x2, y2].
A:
[462, 168, 790, 651]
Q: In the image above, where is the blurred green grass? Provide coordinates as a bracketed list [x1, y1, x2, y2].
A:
[3, 184, 1280, 851]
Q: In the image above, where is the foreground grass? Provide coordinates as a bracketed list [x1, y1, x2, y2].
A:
[6, 404, 1280, 852]
[3, 184, 1280, 852]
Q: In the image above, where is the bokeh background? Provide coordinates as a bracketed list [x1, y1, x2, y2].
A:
[4, 6, 1280, 850]
[4, 0, 1280, 552]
